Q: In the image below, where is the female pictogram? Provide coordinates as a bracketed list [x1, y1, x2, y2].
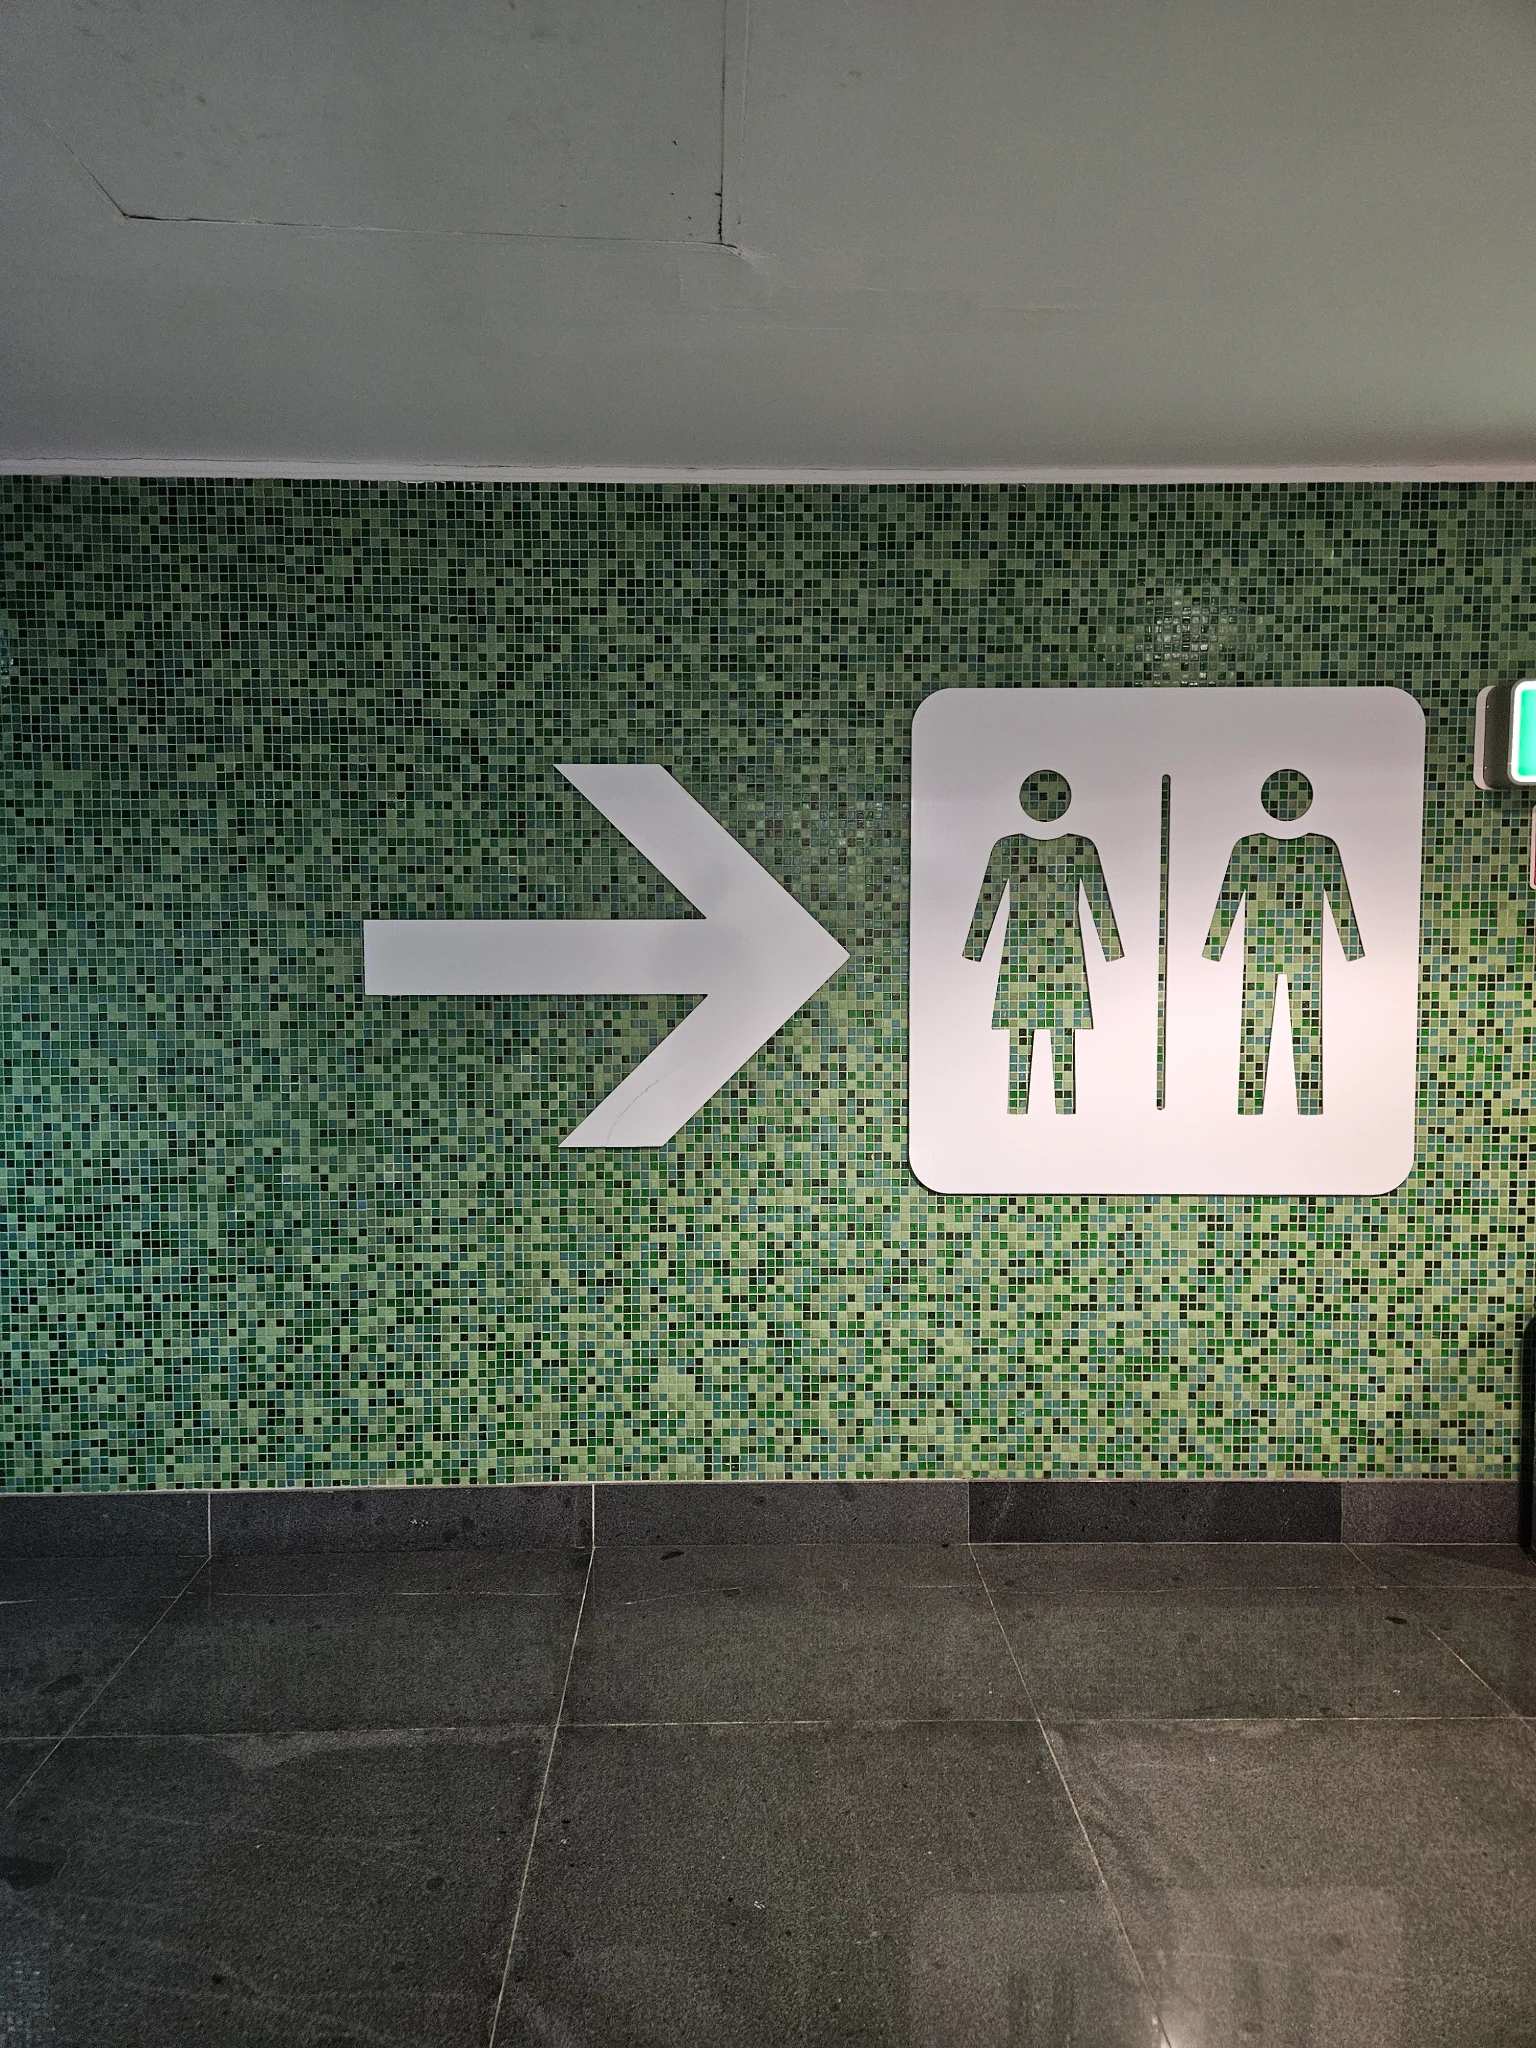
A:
[1203, 768, 1364, 1114]
[963, 769, 1123, 1114]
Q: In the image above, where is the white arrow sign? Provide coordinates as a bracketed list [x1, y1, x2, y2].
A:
[364, 765, 848, 1147]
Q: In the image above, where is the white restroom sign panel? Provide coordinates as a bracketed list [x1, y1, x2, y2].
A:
[909, 688, 1425, 1195]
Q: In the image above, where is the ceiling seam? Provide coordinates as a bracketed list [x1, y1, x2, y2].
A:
[8, 461, 1536, 485]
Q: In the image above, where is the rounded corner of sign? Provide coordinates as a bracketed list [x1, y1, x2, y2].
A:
[906, 1140, 961, 1195]
[910, 694, 946, 743]
[912, 686, 976, 736]
[1309, 1145, 1416, 1198]
[1379, 685, 1428, 737]
[1363, 1147, 1417, 1197]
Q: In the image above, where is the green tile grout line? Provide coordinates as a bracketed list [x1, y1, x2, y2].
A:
[1, 479, 1531, 1490]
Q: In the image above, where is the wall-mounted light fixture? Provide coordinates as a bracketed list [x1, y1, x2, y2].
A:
[1474, 680, 1536, 789]
[1474, 680, 1536, 887]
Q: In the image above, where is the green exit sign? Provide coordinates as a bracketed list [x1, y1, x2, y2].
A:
[1474, 680, 1536, 789]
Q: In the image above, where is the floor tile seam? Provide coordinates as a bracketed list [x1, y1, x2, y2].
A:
[966, 1541, 1173, 2048]
[981, 1583, 1398, 1602]
[37, 1721, 558, 1743]
[3, 1586, 588, 1602]
[556, 1714, 1041, 1731]
[592, 1539, 973, 1552]
[1036, 1711, 1523, 1729]
[970, 1539, 1354, 1551]
[1346, 1539, 1536, 1583]
[1397, 1616, 1526, 1719]
[181, 1590, 588, 1603]
[1341, 1538, 1431, 1589]
[1, 1554, 211, 1818]
[0, 1594, 206, 1608]
[1369, 1582, 1536, 1607]
[1341, 1543, 1530, 1717]
[487, 1539, 595, 2048]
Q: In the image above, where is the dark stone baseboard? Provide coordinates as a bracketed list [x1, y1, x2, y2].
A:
[0, 1477, 1522, 1555]
[594, 1480, 967, 1546]
[969, 1479, 1520, 1544]
[968, 1478, 1342, 1543]
[1339, 1479, 1518, 1543]
[210, 1481, 592, 1555]
[0, 1491, 208, 1557]
[0, 1484, 590, 1558]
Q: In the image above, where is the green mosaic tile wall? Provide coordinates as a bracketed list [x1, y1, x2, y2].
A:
[2, 479, 1531, 1491]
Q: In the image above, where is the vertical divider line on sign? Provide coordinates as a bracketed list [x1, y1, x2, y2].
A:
[1156, 772, 1171, 1111]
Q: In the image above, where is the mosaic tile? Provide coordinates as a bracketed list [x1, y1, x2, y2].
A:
[0, 480, 1530, 1488]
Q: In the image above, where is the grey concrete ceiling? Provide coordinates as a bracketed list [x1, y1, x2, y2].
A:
[4, 0, 1536, 476]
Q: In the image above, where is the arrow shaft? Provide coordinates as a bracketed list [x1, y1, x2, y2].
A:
[364, 918, 714, 996]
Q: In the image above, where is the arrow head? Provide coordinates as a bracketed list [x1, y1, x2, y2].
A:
[556, 766, 848, 1145]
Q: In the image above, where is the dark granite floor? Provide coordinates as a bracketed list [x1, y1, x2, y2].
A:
[3, 1539, 1535, 2045]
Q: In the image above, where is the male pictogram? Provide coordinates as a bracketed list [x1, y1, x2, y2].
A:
[963, 769, 1123, 1114]
[1203, 768, 1364, 1115]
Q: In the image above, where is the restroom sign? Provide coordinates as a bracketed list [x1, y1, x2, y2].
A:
[909, 688, 1425, 1194]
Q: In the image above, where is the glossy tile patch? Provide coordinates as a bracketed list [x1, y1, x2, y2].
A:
[1, 481, 1531, 1489]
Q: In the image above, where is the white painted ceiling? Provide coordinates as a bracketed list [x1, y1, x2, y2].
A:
[4, 0, 1536, 475]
